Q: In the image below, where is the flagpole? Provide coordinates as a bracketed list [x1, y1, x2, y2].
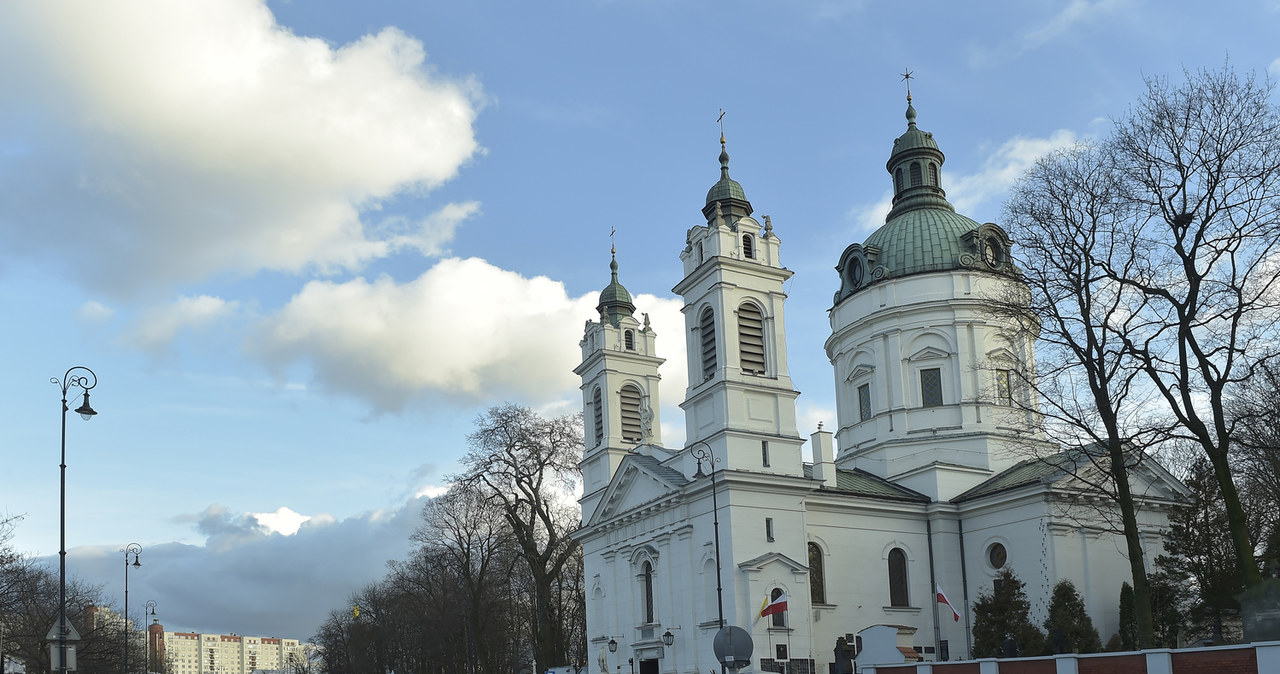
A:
[926, 518, 941, 659]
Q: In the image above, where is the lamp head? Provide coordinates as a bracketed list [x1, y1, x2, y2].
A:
[661, 630, 674, 647]
[607, 638, 617, 653]
[132, 555, 141, 568]
[75, 391, 97, 421]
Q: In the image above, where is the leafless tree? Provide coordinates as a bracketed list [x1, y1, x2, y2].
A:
[1107, 65, 1280, 589]
[1000, 140, 1174, 647]
[454, 404, 583, 674]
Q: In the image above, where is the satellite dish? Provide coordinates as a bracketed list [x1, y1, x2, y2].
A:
[712, 626, 753, 670]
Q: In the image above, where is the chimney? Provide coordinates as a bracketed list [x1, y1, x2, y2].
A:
[811, 425, 835, 484]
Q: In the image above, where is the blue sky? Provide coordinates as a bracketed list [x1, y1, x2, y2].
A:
[1, 0, 1277, 642]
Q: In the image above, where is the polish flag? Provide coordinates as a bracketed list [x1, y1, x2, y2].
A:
[936, 584, 960, 622]
[758, 592, 788, 619]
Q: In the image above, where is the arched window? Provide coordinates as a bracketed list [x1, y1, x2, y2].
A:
[624, 329, 635, 351]
[771, 587, 786, 627]
[620, 384, 643, 443]
[888, 548, 909, 607]
[928, 163, 939, 186]
[641, 561, 655, 624]
[700, 308, 717, 380]
[696, 241, 704, 263]
[808, 542, 826, 604]
[738, 303, 766, 375]
[910, 162, 922, 187]
[592, 387, 603, 446]
[895, 167, 904, 193]
[742, 234, 755, 260]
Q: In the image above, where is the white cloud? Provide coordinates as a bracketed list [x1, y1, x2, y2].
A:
[77, 300, 115, 322]
[847, 190, 894, 235]
[126, 294, 239, 350]
[253, 257, 689, 414]
[0, 0, 482, 295]
[414, 484, 452, 499]
[948, 130, 1078, 217]
[1270, 57, 1280, 78]
[969, 0, 1126, 67]
[253, 506, 311, 535]
[63, 498, 421, 638]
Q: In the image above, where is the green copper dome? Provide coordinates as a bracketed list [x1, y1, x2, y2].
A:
[597, 251, 635, 327]
[863, 208, 982, 278]
[702, 135, 753, 222]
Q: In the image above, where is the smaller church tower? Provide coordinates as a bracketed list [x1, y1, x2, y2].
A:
[576, 249, 665, 517]
[673, 135, 804, 475]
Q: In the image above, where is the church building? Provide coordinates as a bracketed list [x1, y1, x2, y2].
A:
[572, 97, 1186, 674]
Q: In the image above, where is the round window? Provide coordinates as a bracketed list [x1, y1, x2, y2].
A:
[988, 542, 1007, 569]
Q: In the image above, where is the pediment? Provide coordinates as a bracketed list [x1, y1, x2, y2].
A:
[845, 363, 876, 382]
[588, 455, 686, 525]
[738, 551, 809, 574]
[908, 346, 950, 362]
[986, 347, 1018, 364]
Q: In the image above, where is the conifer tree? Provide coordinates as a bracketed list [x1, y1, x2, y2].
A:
[971, 569, 1045, 657]
[1118, 582, 1137, 650]
[1043, 580, 1103, 654]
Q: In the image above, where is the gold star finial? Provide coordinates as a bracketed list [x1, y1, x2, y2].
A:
[901, 68, 914, 101]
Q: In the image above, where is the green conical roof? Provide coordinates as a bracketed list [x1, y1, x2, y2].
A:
[596, 250, 635, 327]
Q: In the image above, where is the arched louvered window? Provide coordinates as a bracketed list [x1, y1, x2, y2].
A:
[888, 548, 909, 607]
[592, 387, 603, 446]
[642, 561, 655, 623]
[742, 234, 755, 259]
[809, 542, 826, 604]
[738, 303, 766, 375]
[624, 329, 635, 351]
[929, 163, 939, 186]
[700, 308, 717, 380]
[620, 384, 643, 443]
[910, 162, 922, 187]
[895, 167, 904, 193]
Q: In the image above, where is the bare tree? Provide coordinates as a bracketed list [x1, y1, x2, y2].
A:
[454, 404, 583, 674]
[1107, 65, 1280, 589]
[1001, 140, 1174, 647]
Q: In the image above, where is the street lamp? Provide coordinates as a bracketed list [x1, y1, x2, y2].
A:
[52, 366, 99, 674]
[122, 544, 142, 674]
[144, 601, 157, 674]
[691, 440, 727, 674]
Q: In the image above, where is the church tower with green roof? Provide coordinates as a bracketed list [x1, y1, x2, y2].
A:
[575, 249, 665, 517]
[672, 134, 805, 476]
[825, 95, 1049, 501]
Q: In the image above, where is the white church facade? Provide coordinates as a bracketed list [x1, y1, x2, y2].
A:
[572, 98, 1187, 674]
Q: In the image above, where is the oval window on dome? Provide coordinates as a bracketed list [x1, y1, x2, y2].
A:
[983, 237, 1003, 267]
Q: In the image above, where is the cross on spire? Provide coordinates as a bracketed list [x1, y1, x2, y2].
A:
[717, 108, 726, 144]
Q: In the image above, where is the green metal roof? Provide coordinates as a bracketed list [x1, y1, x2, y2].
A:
[705, 144, 748, 205]
[951, 448, 1094, 503]
[804, 464, 931, 502]
[596, 253, 635, 326]
[863, 207, 981, 280]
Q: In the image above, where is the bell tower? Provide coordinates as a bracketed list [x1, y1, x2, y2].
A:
[672, 135, 804, 475]
[576, 249, 664, 517]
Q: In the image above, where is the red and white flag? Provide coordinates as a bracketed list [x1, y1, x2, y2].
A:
[757, 592, 788, 620]
[936, 584, 960, 622]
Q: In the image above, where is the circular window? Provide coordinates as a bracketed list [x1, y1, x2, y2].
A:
[983, 237, 1003, 267]
[988, 542, 1007, 569]
[849, 257, 864, 286]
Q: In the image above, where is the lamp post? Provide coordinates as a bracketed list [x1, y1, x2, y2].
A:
[690, 441, 726, 674]
[53, 367, 99, 674]
[145, 601, 157, 674]
[122, 544, 142, 674]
